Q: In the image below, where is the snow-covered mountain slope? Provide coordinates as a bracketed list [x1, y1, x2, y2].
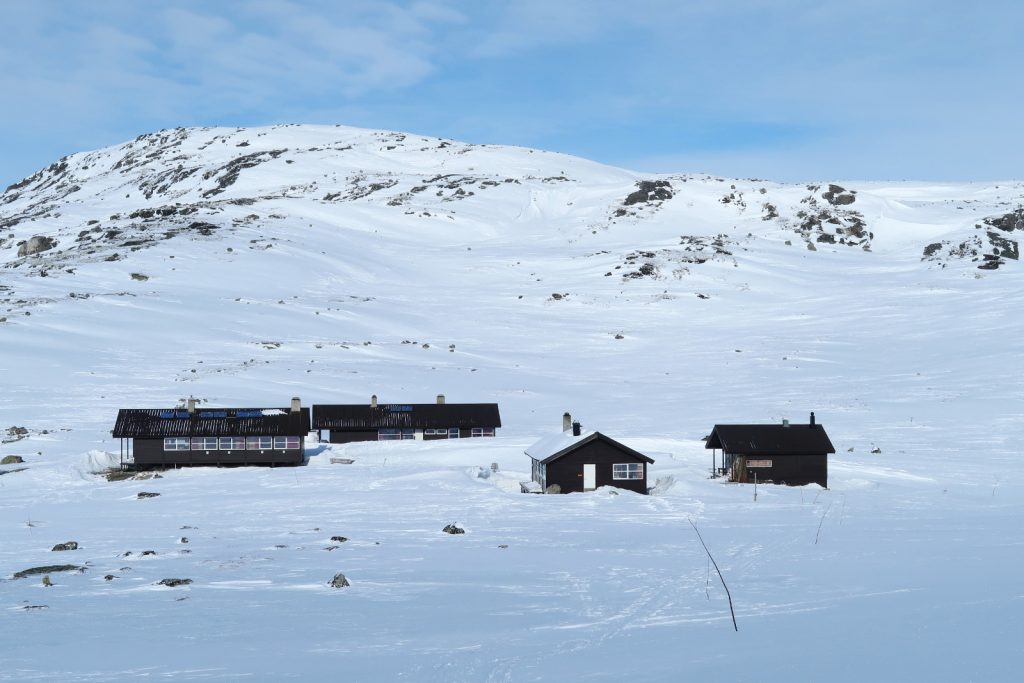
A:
[1, 125, 1022, 681]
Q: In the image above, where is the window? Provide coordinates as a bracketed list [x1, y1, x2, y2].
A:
[219, 436, 246, 451]
[612, 463, 644, 480]
[448, 428, 459, 438]
[274, 436, 300, 449]
[378, 429, 415, 440]
[470, 428, 495, 437]
[246, 436, 273, 450]
[424, 428, 448, 438]
[191, 437, 218, 451]
[163, 437, 190, 451]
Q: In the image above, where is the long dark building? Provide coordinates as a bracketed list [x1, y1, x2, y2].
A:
[704, 412, 835, 487]
[524, 414, 654, 494]
[312, 395, 501, 443]
[112, 397, 310, 469]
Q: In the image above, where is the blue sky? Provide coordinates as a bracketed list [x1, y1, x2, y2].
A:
[1, 0, 1021, 187]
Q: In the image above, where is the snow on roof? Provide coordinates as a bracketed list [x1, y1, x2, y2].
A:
[524, 429, 596, 461]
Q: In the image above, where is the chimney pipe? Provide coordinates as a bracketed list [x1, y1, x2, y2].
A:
[371, 394, 378, 408]
[291, 397, 301, 413]
[810, 411, 816, 426]
[436, 394, 445, 405]
[782, 419, 790, 428]
[572, 421, 582, 437]
[187, 398, 196, 415]
[562, 413, 572, 432]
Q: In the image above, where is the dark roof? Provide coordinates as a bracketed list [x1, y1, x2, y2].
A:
[526, 431, 654, 465]
[312, 403, 501, 430]
[112, 407, 311, 438]
[705, 423, 835, 455]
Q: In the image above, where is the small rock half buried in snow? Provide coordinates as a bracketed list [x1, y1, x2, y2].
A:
[137, 491, 160, 499]
[442, 524, 465, 535]
[51, 541, 79, 552]
[329, 573, 350, 588]
[158, 578, 192, 587]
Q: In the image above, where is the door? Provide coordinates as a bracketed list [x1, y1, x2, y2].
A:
[583, 463, 596, 491]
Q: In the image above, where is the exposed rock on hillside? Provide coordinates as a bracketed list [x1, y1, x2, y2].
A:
[923, 208, 1023, 270]
[17, 235, 56, 256]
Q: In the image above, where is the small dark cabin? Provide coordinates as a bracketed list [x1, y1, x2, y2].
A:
[524, 414, 654, 494]
[705, 412, 835, 487]
[312, 395, 501, 443]
[112, 397, 311, 469]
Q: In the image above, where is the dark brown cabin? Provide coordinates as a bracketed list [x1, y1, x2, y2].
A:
[705, 412, 835, 487]
[525, 417, 654, 494]
[312, 395, 501, 443]
[112, 397, 310, 469]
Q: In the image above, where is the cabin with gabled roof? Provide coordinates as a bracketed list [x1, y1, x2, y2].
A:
[704, 412, 834, 487]
[524, 414, 654, 494]
[112, 397, 310, 469]
[312, 394, 501, 443]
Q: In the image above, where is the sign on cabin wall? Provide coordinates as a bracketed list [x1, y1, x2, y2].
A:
[747, 459, 773, 468]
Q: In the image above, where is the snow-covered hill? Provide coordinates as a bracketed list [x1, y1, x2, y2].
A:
[1, 125, 1021, 681]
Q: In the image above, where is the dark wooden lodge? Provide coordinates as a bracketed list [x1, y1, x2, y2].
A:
[312, 395, 501, 443]
[112, 397, 310, 469]
[705, 412, 835, 487]
[525, 414, 654, 494]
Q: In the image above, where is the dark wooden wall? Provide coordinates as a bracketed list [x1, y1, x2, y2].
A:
[545, 441, 649, 494]
[133, 438, 305, 467]
[732, 454, 827, 487]
[328, 430, 379, 444]
[329, 428, 496, 443]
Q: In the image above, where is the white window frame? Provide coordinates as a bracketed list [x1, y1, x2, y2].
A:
[378, 429, 415, 440]
[191, 437, 219, 451]
[424, 428, 448, 438]
[448, 427, 460, 438]
[246, 436, 273, 450]
[612, 463, 644, 480]
[219, 436, 246, 451]
[470, 427, 495, 437]
[274, 436, 300, 450]
[163, 437, 190, 451]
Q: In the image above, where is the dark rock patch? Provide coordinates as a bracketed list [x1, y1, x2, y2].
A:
[822, 184, 856, 205]
[624, 180, 673, 206]
[51, 541, 79, 552]
[13, 564, 84, 579]
[442, 523, 465, 535]
[329, 573, 350, 588]
[158, 578, 192, 587]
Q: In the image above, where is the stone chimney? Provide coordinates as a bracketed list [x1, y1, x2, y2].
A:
[187, 398, 196, 415]
[572, 421, 582, 437]
[436, 394, 445, 405]
[782, 418, 790, 427]
[291, 397, 301, 413]
[810, 411, 816, 426]
[371, 394, 378, 408]
[562, 412, 572, 432]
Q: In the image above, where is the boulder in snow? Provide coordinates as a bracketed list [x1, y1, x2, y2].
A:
[17, 235, 56, 257]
